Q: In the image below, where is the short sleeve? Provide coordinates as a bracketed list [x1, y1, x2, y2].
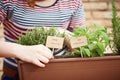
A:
[68, 0, 86, 31]
[0, 0, 7, 24]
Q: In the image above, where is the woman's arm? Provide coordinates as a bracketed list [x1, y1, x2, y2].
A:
[0, 41, 53, 67]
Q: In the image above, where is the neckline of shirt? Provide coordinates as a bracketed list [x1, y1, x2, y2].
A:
[35, 0, 59, 8]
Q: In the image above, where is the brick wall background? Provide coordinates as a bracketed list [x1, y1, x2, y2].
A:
[0, 0, 120, 79]
[83, 0, 120, 27]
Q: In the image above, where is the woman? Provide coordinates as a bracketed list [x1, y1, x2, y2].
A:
[0, 0, 86, 80]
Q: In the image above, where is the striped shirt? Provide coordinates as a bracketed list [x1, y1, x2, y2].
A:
[0, 0, 86, 79]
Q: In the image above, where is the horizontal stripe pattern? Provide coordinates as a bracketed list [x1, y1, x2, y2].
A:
[0, 0, 86, 41]
[0, 0, 86, 78]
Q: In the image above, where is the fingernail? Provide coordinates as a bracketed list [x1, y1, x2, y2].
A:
[41, 64, 45, 67]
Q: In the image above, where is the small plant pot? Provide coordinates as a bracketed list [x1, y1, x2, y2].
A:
[17, 55, 120, 80]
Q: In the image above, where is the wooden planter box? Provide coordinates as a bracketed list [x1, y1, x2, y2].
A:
[17, 55, 120, 80]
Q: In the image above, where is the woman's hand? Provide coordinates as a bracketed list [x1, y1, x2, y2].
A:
[15, 44, 53, 67]
[0, 42, 53, 67]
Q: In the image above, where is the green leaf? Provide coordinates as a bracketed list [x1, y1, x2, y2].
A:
[83, 48, 91, 57]
[88, 44, 95, 51]
[97, 42, 105, 52]
[101, 32, 110, 46]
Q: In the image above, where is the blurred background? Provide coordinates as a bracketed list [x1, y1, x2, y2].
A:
[0, 0, 120, 79]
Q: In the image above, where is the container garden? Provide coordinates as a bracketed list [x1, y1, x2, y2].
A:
[16, 1, 120, 79]
[16, 26, 120, 80]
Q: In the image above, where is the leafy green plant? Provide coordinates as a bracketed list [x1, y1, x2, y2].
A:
[70, 25, 110, 57]
[16, 26, 110, 58]
[111, 0, 120, 53]
[16, 27, 65, 45]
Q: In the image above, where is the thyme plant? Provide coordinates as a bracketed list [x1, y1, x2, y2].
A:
[16, 27, 65, 45]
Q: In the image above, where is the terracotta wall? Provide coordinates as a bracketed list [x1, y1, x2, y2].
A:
[0, 0, 120, 79]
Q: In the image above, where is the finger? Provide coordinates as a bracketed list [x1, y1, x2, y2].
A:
[35, 48, 53, 59]
[33, 45, 52, 53]
[36, 54, 49, 63]
[31, 45, 53, 59]
[32, 59, 45, 67]
[39, 45, 52, 53]
[39, 50, 53, 59]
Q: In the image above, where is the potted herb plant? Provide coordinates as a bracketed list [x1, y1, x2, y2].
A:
[16, 1, 120, 80]
[16, 25, 120, 80]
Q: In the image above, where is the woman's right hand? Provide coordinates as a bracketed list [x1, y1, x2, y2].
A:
[0, 41, 53, 67]
[15, 44, 53, 67]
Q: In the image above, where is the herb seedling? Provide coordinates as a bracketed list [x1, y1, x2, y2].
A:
[70, 25, 110, 57]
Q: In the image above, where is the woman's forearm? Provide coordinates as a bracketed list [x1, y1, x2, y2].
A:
[0, 41, 20, 58]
